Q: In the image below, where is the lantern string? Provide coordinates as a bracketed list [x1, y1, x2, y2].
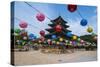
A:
[24, 2, 73, 26]
[24, 2, 52, 21]
[25, 2, 41, 13]
[77, 9, 84, 19]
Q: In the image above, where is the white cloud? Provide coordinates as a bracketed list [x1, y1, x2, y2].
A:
[67, 18, 90, 36]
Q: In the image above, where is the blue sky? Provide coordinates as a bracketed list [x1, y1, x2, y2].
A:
[14, 1, 97, 37]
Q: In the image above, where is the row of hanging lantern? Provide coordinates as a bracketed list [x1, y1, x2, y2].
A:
[67, 4, 93, 33]
[36, 4, 93, 34]
[17, 3, 95, 40]
[38, 38, 86, 46]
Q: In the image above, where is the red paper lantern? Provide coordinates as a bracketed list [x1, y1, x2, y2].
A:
[19, 21, 28, 28]
[40, 30, 45, 36]
[36, 13, 45, 22]
[68, 4, 77, 12]
[55, 25, 62, 32]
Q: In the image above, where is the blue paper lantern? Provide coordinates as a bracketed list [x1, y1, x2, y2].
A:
[29, 33, 34, 37]
[66, 32, 72, 37]
[80, 19, 88, 26]
[29, 33, 36, 40]
[52, 35, 57, 39]
[33, 36, 37, 39]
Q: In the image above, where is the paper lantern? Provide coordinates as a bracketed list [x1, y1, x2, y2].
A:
[68, 4, 77, 12]
[87, 26, 93, 33]
[52, 35, 57, 39]
[59, 38, 63, 42]
[56, 42, 60, 45]
[52, 41, 56, 44]
[66, 32, 72, 37]
[77, 38, 81, 41]
[29, 33, 36, 40]
[19, 21, 28, 28]
[36, 13, 45, 22]
[16, 40, 20, 42]
[38, 40, 42, 43]
[40, 30, 45, 36]
[80, 19, 88, 26]
[47, 39, 51, 44]
[47, 39, 51, 42]
[65, 40, 68, 43]
[72, 35, 77, 40]
[29, 33, 34, 37]
[15, 29, 21, 33]
[77, 43, 81, 46]
[70, 41, 72, 44]
[72, 41, 76, 45]
[55, 25, 62, 32]
[47, 39, 52, 45]
[80, 40, 84, 44]
[23, 36, 27, 40]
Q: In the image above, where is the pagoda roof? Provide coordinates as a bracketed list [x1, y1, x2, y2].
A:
[51, 16, 67, 24]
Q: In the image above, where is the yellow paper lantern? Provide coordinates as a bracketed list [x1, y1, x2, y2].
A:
[56, 42, 60, 44]
[59, 38, 63, 41]
[72, 35, 77, 40]
[87, 26, 93, 33]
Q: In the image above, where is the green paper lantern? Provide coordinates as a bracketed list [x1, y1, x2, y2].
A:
[77, 38, 81, 41]
[15, 29, 21, 33]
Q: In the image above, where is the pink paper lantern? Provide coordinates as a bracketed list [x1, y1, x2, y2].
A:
[70, 41, 72, 44]
[80, 40, 84, 44]
[19, 21, 28, 28]
[36, 13, 45, 22]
